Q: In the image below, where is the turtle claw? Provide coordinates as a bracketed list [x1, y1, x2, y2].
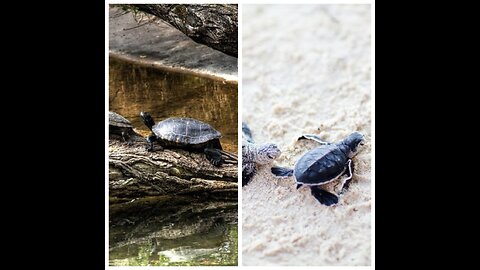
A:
[212, 159, 223, 167]
[210, 158, 224, 167]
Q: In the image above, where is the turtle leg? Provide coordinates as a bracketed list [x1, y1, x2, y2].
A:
[121, 131, 133, 146]
[298, 134, 331, 145]
[310, 186, 339, 206]
[271, 167, 294, 177]
[340, 159, 354, 194]
[205, 148, 224, 167]
[242, 165, 255, 186]
[242, 122, 254, 143]
[146, 134, 160, 152]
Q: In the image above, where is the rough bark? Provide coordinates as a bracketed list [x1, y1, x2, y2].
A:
[131, 4, 238, 57]
[109, 135, 238, 202]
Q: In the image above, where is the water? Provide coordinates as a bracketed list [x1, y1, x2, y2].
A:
[109, 197, 238, 266]
[109, 57, 238, 265]
[109, 56, 238, 153]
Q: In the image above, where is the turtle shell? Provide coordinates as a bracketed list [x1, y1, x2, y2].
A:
[152, 117, 221, 145]
[294, 144, 348, 185]
[109, 111, 133, 128]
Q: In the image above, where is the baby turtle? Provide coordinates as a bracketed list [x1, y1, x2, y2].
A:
[109, 111, 136, 145]
[271, 132, 365, 206]
[140, 111, 227, 167]
[242, 122, 281, 186]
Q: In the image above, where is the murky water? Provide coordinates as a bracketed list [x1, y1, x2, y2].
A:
[109, 197, 238, 266]
[109, 56, 238, 153]
[109, 57, 238, 266]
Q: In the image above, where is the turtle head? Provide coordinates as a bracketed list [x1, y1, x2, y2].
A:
[343, 132, 365, 158]
[256, 143, 281, 164]
[140, 111, 155, 131]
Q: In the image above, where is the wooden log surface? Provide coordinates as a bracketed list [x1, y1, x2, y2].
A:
[130, 4, 238, 57]
[109, 134, 238, 202]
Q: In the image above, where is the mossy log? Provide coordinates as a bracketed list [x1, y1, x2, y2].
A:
[109, 135, 238, 202]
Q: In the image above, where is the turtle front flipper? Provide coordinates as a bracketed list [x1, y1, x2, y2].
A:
[205, 148, 224, 167]
[340, 159, 354, 194]
[298, 134, 331, 145]
[242, 122, 254, 143]
[271, 167, 294, 177]
[310, 186, 338, 206]
[242, 162, 256, 186]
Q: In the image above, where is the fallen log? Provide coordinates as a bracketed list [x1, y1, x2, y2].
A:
[130, 4, 238, 57]
[109, 135, 238, 202]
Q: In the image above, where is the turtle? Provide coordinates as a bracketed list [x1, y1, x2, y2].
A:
[140, 111, 227, 167]
[109, 111, 136, 145]
[242, 122, 281, 186]
[271, 132, 365, 206]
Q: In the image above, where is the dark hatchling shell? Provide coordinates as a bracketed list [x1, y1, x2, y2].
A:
[109, 111, 133, 128]
[152, 117, 221, 145]
[294, 144, 348, 185]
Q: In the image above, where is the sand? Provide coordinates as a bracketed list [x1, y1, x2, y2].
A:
[242, 5, 371, 266]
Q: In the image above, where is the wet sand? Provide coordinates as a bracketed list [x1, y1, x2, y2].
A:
[242, 5, 371, 266]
